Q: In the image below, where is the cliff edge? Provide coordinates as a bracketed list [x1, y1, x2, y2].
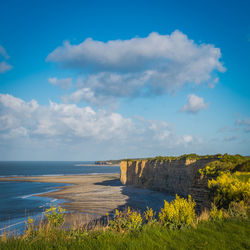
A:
[120, 155, 220, 212]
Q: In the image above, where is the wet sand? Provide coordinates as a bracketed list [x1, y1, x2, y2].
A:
[0, 174, 174, 225]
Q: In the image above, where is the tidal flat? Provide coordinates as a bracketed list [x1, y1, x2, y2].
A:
[0, 174, 174, 226]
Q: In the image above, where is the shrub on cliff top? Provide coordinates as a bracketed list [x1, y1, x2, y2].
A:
[199, 154, 249, 178]
[208, 172, 250, 209]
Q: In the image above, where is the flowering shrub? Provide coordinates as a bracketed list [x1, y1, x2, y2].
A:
[158, 195, 196, 229]
[199, 154, 249, 178]
[208, 172, 250, 209]
[144, 207, 156, 224]
[23, 217, 35, 238]
[45, 205, 66, 227]
[209, 203, 224, 221]
[199, 165, 223, 178]
[109, 207, 142, 232]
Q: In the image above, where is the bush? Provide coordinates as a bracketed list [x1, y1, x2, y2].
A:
[228, 201, 248, 219]
[158, 195, 196, 229]
[109, 207, 142, 232]
[208, 172, 250, 209]
[144, 207, 156, 224]
[199, 154, 249, 178]
[45, 204, 66, 227]
[209, 203, 224, 221]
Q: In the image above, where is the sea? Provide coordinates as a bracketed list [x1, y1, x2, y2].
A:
[0, 161, 120, 236]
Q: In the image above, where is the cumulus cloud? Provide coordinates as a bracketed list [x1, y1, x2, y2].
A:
[236, 118, 250, 133]
[47, 31, 225, 105]
[0, 93, 198, 153]
[180, 94, 209, 114]
[0, 61, 12, 74]
[0, 93, 133, 141]
[48, 77, 73, 89]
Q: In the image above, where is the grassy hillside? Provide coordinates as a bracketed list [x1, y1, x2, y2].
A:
[1, 217, 249, 250]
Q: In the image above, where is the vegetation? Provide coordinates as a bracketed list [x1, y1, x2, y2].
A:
[122, 153, 223, 162]
[158, 195, 196, 229]
[1, 193, 249, 249]
[1, 153, 249, 249]
[0, 218, 249, 249]
[208, 172, 250, 209]
[44, 204, 66, 227]
[109, 207, 143, 232]
[199, 154, 250, 177]
[123, 154, 250, 172]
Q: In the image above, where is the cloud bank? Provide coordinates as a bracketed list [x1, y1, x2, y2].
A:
[0, 93, 195, 152]
[47, 31, 225, 105]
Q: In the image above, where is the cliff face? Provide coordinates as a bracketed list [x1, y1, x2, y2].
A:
[120, 157, 217, 212]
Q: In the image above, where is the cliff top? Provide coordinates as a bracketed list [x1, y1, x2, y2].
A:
[122, 153, 223, 162]
[122, 153, 250, 174]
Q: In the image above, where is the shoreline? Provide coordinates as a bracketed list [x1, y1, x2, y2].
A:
[0, 174, 174, 226]
[75, 164, 120, 167]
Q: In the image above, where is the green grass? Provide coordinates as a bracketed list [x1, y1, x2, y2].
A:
[1, 217, 249, 249]
[233, 172, 250, 182]
[122, 154, 250, 170]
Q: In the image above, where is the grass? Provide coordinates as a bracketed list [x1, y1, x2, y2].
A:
[122, 153, 222, 162]
[1, 217, 249, 249]
[233, 172, 250, 182]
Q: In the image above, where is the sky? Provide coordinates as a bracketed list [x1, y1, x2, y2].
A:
[0, 0, 249, 160]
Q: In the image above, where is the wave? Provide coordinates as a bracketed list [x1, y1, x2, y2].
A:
[18, 189, 60, 199]
[0, 220, 25, 233]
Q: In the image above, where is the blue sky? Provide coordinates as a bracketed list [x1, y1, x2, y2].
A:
[0, 0, 249, 160]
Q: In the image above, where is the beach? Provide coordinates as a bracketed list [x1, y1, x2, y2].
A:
[0, 174, 174, 225]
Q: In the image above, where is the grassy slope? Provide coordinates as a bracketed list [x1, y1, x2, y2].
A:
[1, 218, 249, 250]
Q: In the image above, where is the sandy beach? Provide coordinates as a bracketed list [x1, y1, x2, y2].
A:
[0, 174, 174, 225]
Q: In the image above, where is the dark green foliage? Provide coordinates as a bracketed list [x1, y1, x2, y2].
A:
[233, 160, 250, 172]
[199, 154, 250, 178]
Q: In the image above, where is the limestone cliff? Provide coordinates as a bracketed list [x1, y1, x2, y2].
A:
[120, 156, 219, 212]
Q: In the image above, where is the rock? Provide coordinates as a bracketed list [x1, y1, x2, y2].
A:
[120, 157, 218, 212]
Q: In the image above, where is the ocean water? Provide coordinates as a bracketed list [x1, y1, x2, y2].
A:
[0, 161, 120, 235]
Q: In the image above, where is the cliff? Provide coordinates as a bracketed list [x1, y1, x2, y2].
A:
[120, 156, 220, 212]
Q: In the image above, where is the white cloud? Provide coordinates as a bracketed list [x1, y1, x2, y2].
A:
[48, 77, 72, 89]
[183, 135, 193, 143]
[0, 93, 198, 153]
[0, 61, 12, 73]
[0, 45, 9, 59]
[47, 31, 225, 105]
[0, 93, 133, 141]
[180, 94, 209, 114]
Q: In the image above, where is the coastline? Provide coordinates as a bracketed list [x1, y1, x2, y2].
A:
[74, 164, 120, 167]
[0, 174, 174, 225]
